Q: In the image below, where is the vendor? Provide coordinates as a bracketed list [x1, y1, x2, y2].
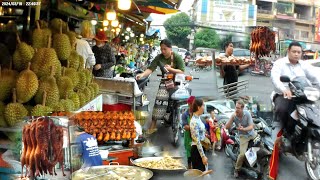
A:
[92, 31, 116, 78]
[136, 39, 185, 134]
[75, 125, 103, 169]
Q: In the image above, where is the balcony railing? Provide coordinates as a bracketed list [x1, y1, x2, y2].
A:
[257, 9, 272, 14]
[296, 14, 313, 21]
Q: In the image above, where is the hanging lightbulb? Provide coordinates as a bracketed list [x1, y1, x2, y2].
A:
[111, 19, 119, 27]
[118, 24, 122, 28]
[125, 35, 129, 40]
[121, 33, 124, 36]
[111, 29, 115, 32]
[139, 37, 144, 42]
[91, 20, 97, 26]
[116, 28, 120, 32]
[103, 27, 108, 31]
[140, 34, 144, 38]
[130, 33, 135, 38]
[126, 27, 131, 32]
[103, 20, 109, 27]
[106, 6, 116, 21]
[118, 0, 131, 10]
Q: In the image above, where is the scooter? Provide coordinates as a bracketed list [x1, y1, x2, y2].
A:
[271, 76, 320, 180]
[223, 118, 273, 180]
[120, 69, 150, 92]
[153, 62, 198, 146]
[184, 55, 192, 67]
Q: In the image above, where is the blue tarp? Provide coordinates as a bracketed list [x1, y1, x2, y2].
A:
[146, 27, 160, 36]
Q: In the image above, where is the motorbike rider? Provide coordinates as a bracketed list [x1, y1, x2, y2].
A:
[225, 100, 256, 178]
[136, 39, 185, 134]
[269, 41, 320, 179]
[271, 41, 320, 139]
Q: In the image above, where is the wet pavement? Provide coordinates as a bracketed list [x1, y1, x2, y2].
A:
[142, 66, 308, 180]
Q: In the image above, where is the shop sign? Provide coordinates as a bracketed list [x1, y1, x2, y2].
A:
[79, 94, 103, 111]
[315, 8, 320, 42]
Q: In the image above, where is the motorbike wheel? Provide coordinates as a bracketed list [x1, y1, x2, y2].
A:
[305, 161, 320, 180]
[171, 109, 180, 147]
[258, 156, 270, 180]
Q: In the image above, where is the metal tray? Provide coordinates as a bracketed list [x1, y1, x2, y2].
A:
[131, 157, 186, 172]
[72, 164, 153, 180]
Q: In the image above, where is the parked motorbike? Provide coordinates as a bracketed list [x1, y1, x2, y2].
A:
[273, 76, 320, 180]
[155, 62, 198, 146]
[120, 69, 150, 91]
[222, 117, 273, 179]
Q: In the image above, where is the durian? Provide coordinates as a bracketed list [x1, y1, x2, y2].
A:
[65, 67, 79, 88]
[50, 18, 67, 34]
[53, 20, 71, 61]
[60, 99, 75, 112]
[31, 91, 53, 116]
[4, 89, 28, 127]
[67, 92, 80, 110]
[16, 63, 39, 103]
[0, 101, 7, 127]
[13, 34, 35, 72]
[0, 65, 17, 102]
[34, 66, 60, 108]
[78, 92, 86, 107]
[57, 68, 74, 99]
[67, 50, 80, 70]
[31, 36, 61, 78]
[75, 71, 87, 92]
[78, 55, 85, 70]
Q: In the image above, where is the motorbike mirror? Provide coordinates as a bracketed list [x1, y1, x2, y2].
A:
[280, 76, 290, 82]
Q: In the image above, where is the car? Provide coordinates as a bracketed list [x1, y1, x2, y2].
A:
[172, 46, 179, 54]
[304, 59, 320, 71]
[219, 48, 251, 58]
[178, 100, 235, 129]
[178, 48, 188, 58]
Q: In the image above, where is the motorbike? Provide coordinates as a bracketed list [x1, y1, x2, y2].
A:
[153, 62, 198, 146]
[222, 117, 273, 179]
[184, 55, 192, 67]
[120, 69, 150, 92]
[272, 76, 320, 180]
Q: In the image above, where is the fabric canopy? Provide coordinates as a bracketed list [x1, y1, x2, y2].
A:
[138, 6, 165, 15]
[147, 6, 179, 14]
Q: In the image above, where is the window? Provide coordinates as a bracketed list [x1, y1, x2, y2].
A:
[294, 30, 300, 39]
[301, 31, 309, 38]
[276, 2, 293, 15]
[206, 105, 216, 114]
[201, 0, 208, 14]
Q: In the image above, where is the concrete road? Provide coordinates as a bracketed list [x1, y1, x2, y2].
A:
[142, 66, 308, 180]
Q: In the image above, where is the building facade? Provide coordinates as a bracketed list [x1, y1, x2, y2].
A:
[191, 0, 320, 50]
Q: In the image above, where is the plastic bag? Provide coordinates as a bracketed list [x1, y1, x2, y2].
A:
[171, 88, 190, 100]
[245, 147, 259, 167]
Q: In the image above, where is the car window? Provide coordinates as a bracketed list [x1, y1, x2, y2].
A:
[206, 105, 216, 114]
[233, 50, 250, 56]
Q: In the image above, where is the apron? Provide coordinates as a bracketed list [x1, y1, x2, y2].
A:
[184, 114, 192, 158]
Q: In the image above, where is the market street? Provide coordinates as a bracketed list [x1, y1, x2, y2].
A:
[143, 66, 309, 180]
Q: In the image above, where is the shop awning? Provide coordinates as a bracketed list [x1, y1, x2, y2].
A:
[138, 6, 165, 15]
[146, 6, 179, 14]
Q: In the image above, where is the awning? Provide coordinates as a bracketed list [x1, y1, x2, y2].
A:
[147, 6, 179, 14]
[138, 6, 165, 15]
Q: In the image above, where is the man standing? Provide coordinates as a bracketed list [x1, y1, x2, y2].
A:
[181, 96, 195, 169]
[75, 126, 103, 169]
[225, 100, 255, 178]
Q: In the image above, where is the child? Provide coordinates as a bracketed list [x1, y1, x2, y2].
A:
[205, 110, 221, 156]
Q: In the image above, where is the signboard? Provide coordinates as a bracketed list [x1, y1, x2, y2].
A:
[210, 1, 256, 32]
[315, 8, 320, 42]
[78, 94, 103, 111]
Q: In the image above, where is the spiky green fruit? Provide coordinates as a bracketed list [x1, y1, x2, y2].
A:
[34, 74, 60, 108]
[50, 18, 67, 34]
[57, 76, 74, 99]
[75, 71, 86, 92]
[53, 30, 71, 60]
[65, 68, 79, 88]
[31, 48, 61, 78]
[67, 92, 80, 110]
[60, 99, 75, 112]
[31, 105, 53, 116]
[16, 64, 39, 103]
[78, 55, 85, 70]
[66, 31, 77, 48]
[78, 92, 86, 107]
[0, 69, 17, 102]
[4, 103, 28, 127]
[13, 42, 35, 72]
[89, 82, 99, 96]
[0, 102, 7, 127]
[68, 50, 80, 70]
[88, 86, 96, 99]
[53, 101, 65, 112]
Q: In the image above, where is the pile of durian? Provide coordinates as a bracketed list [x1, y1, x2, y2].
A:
[0, 18, 100, 128]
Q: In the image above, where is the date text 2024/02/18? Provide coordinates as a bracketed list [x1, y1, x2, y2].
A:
[1, 1, 41, 6]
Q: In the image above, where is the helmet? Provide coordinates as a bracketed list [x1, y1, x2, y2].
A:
[291, 76, 312, 91]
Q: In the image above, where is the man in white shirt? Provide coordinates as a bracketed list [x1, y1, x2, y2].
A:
[271, 41, 320, 133]
[76, 37, 96, 69]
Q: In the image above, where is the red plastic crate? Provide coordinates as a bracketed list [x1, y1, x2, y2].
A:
[103, 103, 132, 111]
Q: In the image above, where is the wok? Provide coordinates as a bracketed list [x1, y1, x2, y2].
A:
[72, 163, 153, 180]
[130, 156, 187, 175]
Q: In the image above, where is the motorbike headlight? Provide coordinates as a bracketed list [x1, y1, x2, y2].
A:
[297, 106, 307, 118]
[304, 87, 320, 102]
